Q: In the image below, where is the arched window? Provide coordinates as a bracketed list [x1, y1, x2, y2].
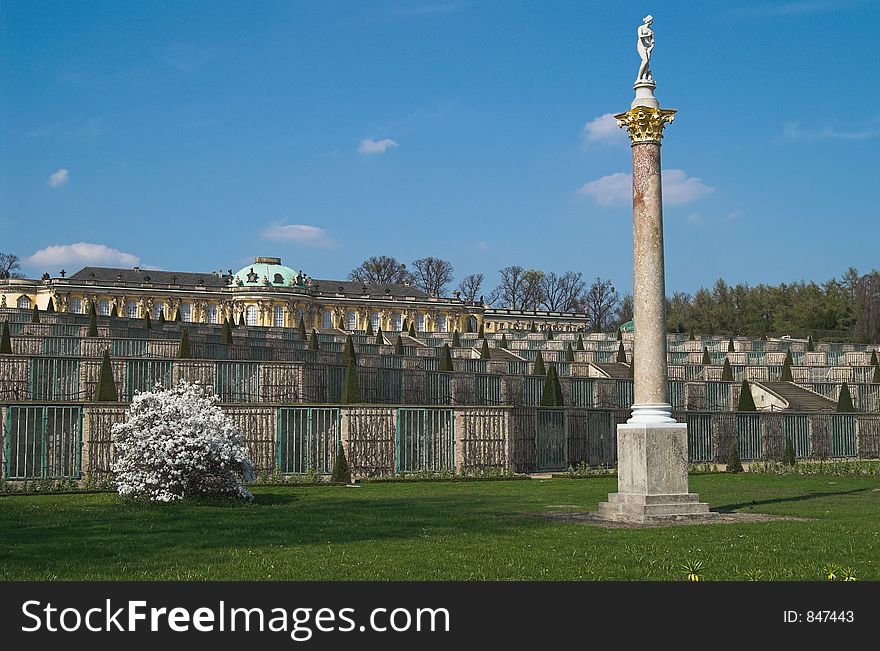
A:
[246, 305, 258, 326]
[416, 314, 425, 332]
[273, 273, 284, 284]
[438, 315, 447, 333]
[322, 309, 333, 329]
[16, 296, 31, 309]
[347, 311, 357, 330]
[98, 300, 110, 316]
[126, 301, 138, 319]
[273, 304, 285, 327]
[207, 304, 218, 324]
[180, 303, 192, 322]
[392, 313, 402, 331]
[467, 316, 478, 333]
[69, 298, 82, 314]
[370, 312, 380, 332]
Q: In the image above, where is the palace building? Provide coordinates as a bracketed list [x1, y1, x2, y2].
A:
[0, 256, 589, 333]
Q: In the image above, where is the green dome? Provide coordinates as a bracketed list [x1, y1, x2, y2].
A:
[232, 257, 302, 287]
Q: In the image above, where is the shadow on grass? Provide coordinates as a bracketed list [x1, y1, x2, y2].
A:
[713, 487, 870, 513]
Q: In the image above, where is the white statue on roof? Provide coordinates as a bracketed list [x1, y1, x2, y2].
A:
[636, 15, 654, 82]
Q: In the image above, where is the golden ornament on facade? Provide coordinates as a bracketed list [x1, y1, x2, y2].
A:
[614, 107, 676, 144]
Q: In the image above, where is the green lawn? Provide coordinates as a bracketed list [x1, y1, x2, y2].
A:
[1, 474, 878, 581]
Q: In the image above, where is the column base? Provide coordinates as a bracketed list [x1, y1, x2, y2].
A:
[593, 491, 716, 524]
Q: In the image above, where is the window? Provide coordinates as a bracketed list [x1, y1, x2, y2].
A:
[180, 303, 192, 322]
[98, 300, 110, 316]
[246, 305, 258, 326]
[467, 316, 478, 333]
[17, 296, 31, 309]
[69, 298, 82, 314]
[438, 315, 447, 333]
[126, 301, 138, 319]
[207, 304, 218, 324]
[347, 311, 357, 330]
[296, 308, 304, 326]
[371, 312, 380, 332]
[273, 273, 284, 284]
[153, 303, 164, 319]
[323, 310, 333, 329]
[274, 304, 285, 327]
[393, 313, 402, 331]
[416, 314, 425, 332]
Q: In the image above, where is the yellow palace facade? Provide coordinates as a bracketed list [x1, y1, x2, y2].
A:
[0, 256, 589, 333]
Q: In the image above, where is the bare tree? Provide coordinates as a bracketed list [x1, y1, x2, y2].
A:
[582, 277, 620, 332]
[411, 257, 454, 296]
[457, 273, 484, 302]
[854, 271, 880, 344]
[489, 266, 545, 310]
[0, 252, 23, 279]
[348, 256, 412, 285]
[540, 271, 585, 312]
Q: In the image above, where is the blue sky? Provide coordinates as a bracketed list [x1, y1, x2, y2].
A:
[2, 0, 878, 296]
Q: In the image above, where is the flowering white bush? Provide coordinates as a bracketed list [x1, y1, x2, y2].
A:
[111, 381, 255, 502]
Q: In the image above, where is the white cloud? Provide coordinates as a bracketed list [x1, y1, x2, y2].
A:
[782, 119, 880, 142]
[576, 169, 713, 206]
[27, 242, 140, 268]
[47, 169, 70, 187]
[357, 138, 399, 154]
[581, 113, 626, 146]
[262, 223, 334, 247]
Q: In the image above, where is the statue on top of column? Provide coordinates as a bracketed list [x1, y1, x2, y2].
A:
[636, 15, 654, 82]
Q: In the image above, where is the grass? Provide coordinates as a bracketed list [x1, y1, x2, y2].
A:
[1, 474, 878, 581]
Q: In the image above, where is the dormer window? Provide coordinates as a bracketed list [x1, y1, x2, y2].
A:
[274, 273, 284, 284]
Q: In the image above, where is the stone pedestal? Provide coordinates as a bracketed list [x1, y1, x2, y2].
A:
[594, 423, 714, 523]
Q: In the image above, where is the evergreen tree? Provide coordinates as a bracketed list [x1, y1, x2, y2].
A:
[478, 322, 485, 338]
[238, 313, 245, 327]
[576, 334, 584, 351]
[438, 343, 454, 372]
[331, 443, 351, 484]
[500, 333, 509, 349]
[688, 328, 695, 341]
[451, 330, 461, 347]
[0, 321, 11, 354]
[340, 358, 361, 404]
[365, 320, 374, 336]
[343, 334, 357, 365]
[87, 307, 99, 337]
[408, 321, 417, 337]
[308, 329, 320, 351]
[46, 298, 55, 313]
[617, 328, 623, 341]
[782, 436, 796, 466]
[726, 442, 744, 473]
[721, 358, 733, 381]
[158, 309, 166, 323]
[873, 364, 880, 384]
[530, 322, 537, 333]
[737, 380, 756, 411]
[539, 366, 565, 407]
[401, 318, 408, 332]
[727, 336, 735, 353]
[174, 307, 181, 322]
[836, 383, 854, 412]
[375, 327, 384, 345]
[781, 351, 794, 381]
[298, 316, 307, 341]
[806, 335, 815, 352]
[143, 312, 152, 330]
[31, 304, 40, 323]
[111, 304, 119, 318]
[564, 342, 575, 362]
[95, 350, 118, 402]
[480, 338, 491, 360]
[177, 329, 192, 359]
[532, 350, 546, 375]
[628, 355, 635, 378]
[222, 319, 233, 345]
[702, 346, 711, 366]
[617, 341, 627, 363]
[339, 315, 346, 330]
[870, 349, 878, 366]
[546, 327, 554, 341]
[394, 335, 404, 355]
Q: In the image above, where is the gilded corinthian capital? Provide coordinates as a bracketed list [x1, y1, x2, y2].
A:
[614, 107, 676, 144]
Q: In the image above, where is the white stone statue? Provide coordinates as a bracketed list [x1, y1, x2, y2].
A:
[636, 15, 654, 82]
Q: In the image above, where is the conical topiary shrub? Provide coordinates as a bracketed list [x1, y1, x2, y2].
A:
[564, 342, 575, 362]
[375, 327, 384, 345]
[111, 304, 119, 318]
[31, 304, 40, 323]
[87, 307, 99, 337]
[728, 336, 735, 353]
[366, 320, 374, 336]
[401, 318, 408, 333]
[782, 436, 796, 466]
[95, 350, 118, 402]
[339, 315, 346, 330]
[836, 383, 854, 412]
[500, 333, 509, 349]
[331, 443, 351, 484]
[806, 335, 815, 352]
[721, 358, 733, 381]
[158, 309, 166, 323]
[617, 341, 627, 363]
[451, 330, 461, 347]
[298, 316, 307, 341]
[174, 307, 181, 322]
[478, 322, 485, 338]
[628, 355, 635, 378]
[438, 343, 453, 372]
[343, 334, 357, 365]
[532, 350, 546, 375]
[727, 441, 744, 473]
[0, 321, 11, 354]
[394, 335, 404, 355]
[576, 334, 584, 351]
[340, 358, 361, 404]
[873, 364, 880, 384]
[143, 312, 152, 330]
[546, 327, 554, 341]
[222, 318, 233, 344]
[408, 321, 416, 337]
[480, 338, 491, 360]
[177, 329, 192, 359]
[539, 366, 565, 407]
[702, 346, 711, 366]
[617, 328, 623, 342]
[870, 349, 878, 366]
[530, 322, 537, 333]
[688, 328, 695, 341]
[46, 298, 55, 313]
[781, 351, 794, 381]
[737, 380, 756, 411]
[308, 329, 320, 351]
